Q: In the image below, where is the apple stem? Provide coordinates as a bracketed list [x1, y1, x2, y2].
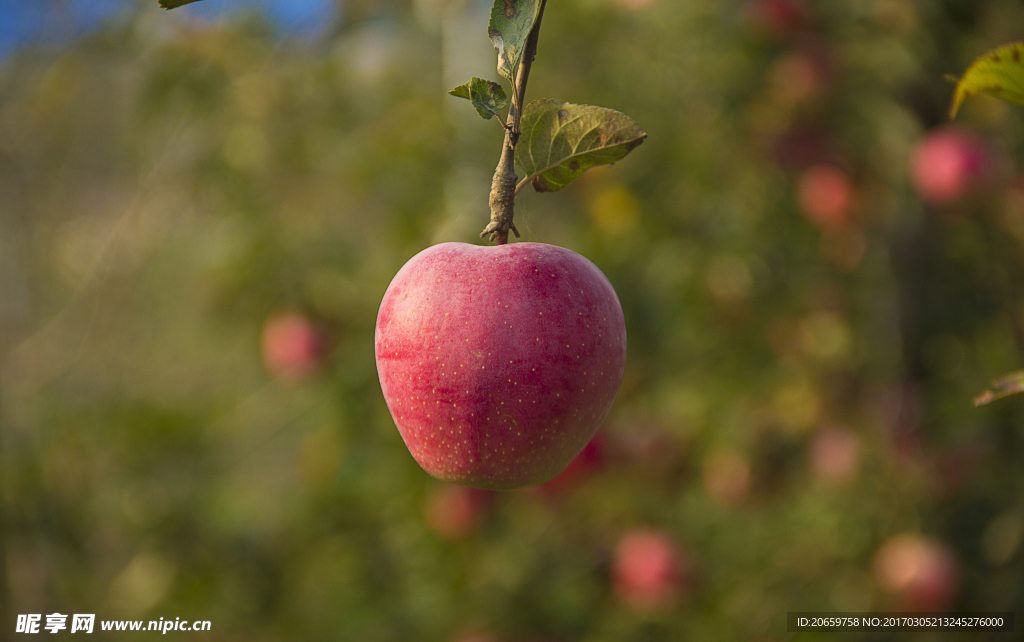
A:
[480, 0, 548, 245]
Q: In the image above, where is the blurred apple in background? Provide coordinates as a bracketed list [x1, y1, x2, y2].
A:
[613, 528, 689, 611]
[872, 533, 958, 611]
[798, 164, 854, 228]
[260, 312, 325, 380]
[538, 433, 605, 494]
[423, 484, 492, 540]
[809, 426, 859, 485]
[910, 128, 992, 205]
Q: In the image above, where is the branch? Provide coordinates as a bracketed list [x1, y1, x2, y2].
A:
[480, 0, 548, 244]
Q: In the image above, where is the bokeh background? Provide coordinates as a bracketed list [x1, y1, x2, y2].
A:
[3, 0, 1024, 639]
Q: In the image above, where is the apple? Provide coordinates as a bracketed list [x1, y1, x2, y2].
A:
[809, 426, 859, 485]
[537, 433, 605, 494]
[797, 164, 854, 228]
[422, 484, 491, 539]
[375, 242, 627, 489]
[613, 528, 687, 611]
[260, 312, 325, 380]
[872, 533, 958, 611]
[910, 128, 991, 205]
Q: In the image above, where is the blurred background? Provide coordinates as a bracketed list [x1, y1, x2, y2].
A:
[3, 0, 1024, 639]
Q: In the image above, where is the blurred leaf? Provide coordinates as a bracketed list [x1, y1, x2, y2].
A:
[974, 370, 1024, 406]
[449, 78, 509, 121]
[159, 0, 205, 8]
[950, 42, 1024, 118]
[488, 0, 542, 83]
[515, 99, 646, 193]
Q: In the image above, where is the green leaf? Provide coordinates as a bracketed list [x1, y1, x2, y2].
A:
[950, 42, 1024, 118]
[488, 0, 542, 83]
[448, 78, 509, 121]
[974, 370, 1024, 406]
[515, 99, 647, 194]
[159, 0, 205, 8]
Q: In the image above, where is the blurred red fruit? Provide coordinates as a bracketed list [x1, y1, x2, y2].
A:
[539, 434, 604, 493]
[747, 0, 807, 37]
[873, 533, 958, 611]
[798, 165, 854, 228]
[613, 528, 687, 611]
[910, 128, 991, 205]
[809, 426, 859, 484]
[423, 484, 490, 539]
[260, 313, 324, 380]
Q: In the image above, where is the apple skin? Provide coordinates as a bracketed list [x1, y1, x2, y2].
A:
[375, 242, 627, 489]
[613, 528, 687, 611]
[260, 313, 324, 380]
[809, 426, 859, 485]
[872, 533, 958, 611]
[910, 128, 990, 205]
[797, 164, 854, 228]
[422, 484, 492, 539]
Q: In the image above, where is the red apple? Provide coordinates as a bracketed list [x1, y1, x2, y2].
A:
[260, 313, 324, 380]
[809, 426, 859, 485]
[423, 484, 491, 539]
[538, 433, 605, 494]
[613, 528, 686, 611]
[910, 128, 991, 205]
[797, 165, 854, 228]
[375, 243, 627, 489]
[872, 533, 958, 611]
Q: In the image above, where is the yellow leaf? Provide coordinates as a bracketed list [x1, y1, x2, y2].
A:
[950, 42, 1024, 118]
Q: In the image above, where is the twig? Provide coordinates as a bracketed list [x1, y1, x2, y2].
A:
[480, 0, 548, 244]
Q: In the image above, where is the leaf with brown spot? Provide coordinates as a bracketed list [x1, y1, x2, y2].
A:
[158, 0, 204, 8]
[488, 0, 542, 83]
[449, 77, 509, 121]
[974, 370, 1024, 406]
[950, 42, 1024, 118]
[515, 99, 647, 194]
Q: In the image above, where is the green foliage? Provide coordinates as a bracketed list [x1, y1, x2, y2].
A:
[488, 0, 543, 83]
[449, 77, 509, 121]
[950, 42, 1024, 118]
[515, 99, 646, 193]
[3, 1, 1024, 640]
